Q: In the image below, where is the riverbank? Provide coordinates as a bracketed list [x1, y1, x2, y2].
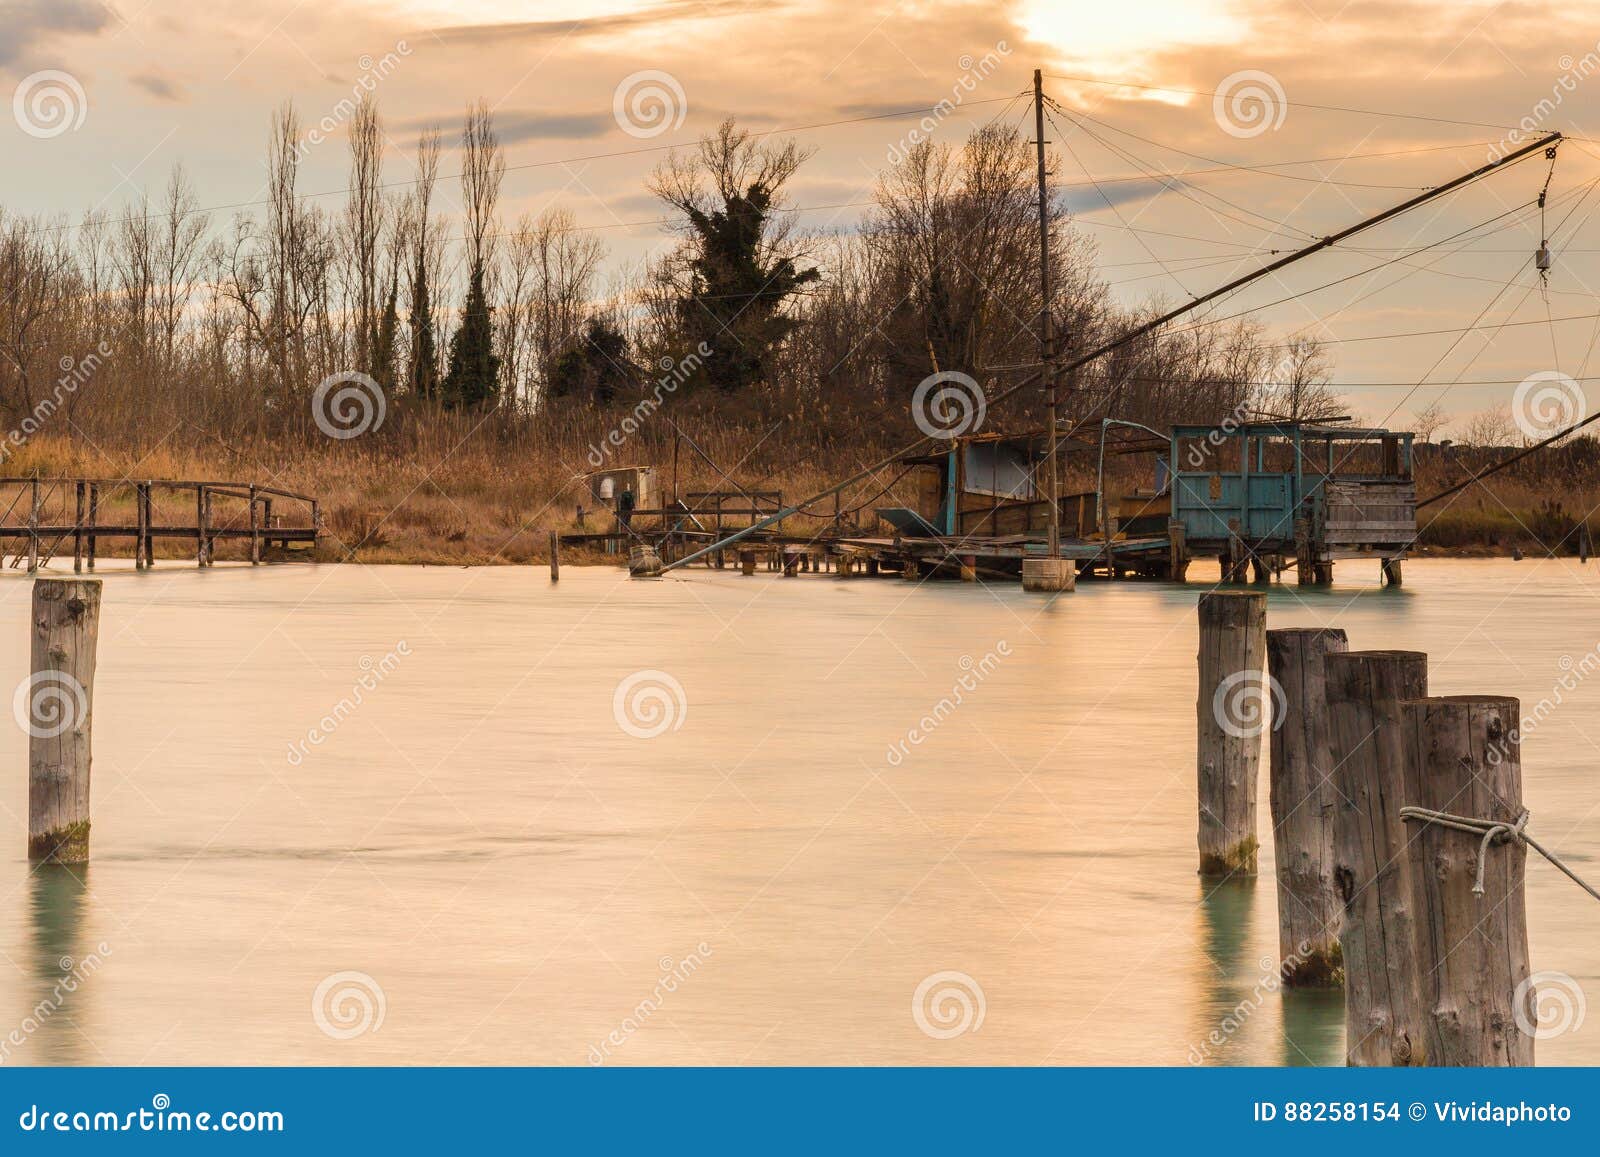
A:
[4, 432, 1595, 566]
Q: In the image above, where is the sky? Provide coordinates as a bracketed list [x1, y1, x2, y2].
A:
[4, 0, 1600, 434]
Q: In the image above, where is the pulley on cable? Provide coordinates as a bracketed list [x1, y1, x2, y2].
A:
[1536, 144, 1560, 288]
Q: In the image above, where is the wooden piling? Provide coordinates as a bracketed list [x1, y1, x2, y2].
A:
[548, 531, 560, 582]
[1400, 695, 1533, 1066]
[204, 486, 216, 564]
[249, 486, 261, 564]
[86, 484, 98, 571]
[27, 477, 39, 573]
[196, 484, 209, 567]
[739, 549, 756, 576]
[1196, 591, 1267, 876]
[135, 483, 149, 569]
[1167, 519, 1187, 581]
[1325, 650, 1429, 1066]
[1265, 627, 1348, 985]
[1381, 558, 1403, 586]
[26, 578, 101, 863]
[73, 482, 85, 573]
[959, 554, 977, 583]
[1294, 516, 1313, 587]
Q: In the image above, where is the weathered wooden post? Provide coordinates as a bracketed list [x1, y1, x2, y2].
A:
[783, 548, 800, 577]
[27, 477, 39, 573]
[1381, 557, 1403, 586]
[1167, 519, 1187, 582]
[739, 549, 756, 576]
[959, 554, 977, 582]
[195, 484, 209, 567]
[73, 482, 85, 573]
[1265, 627, 1348, 985]
[204, 486, 216, 563]
[1196, 591, 1267, 876]
[135, 483, 149, 570]
[249, 486, 261, 565]
[25, 578, 101, 863]
[548, 531, 560, 582]
[1294, 516, 1313, 586]
[1326, 650, 1429, 1066]
[1400, 695, 1534, 1066]
[1226, 518, 1246, 583]
[86, 484, 98, 571]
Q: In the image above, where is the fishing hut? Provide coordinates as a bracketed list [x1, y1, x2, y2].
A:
[598, 417, 1419, 586]
[1167, 421, 1416, 585]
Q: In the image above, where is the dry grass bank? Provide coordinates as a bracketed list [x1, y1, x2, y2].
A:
[6, 427, 1598, 567]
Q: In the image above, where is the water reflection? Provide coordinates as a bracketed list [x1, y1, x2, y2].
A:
[1186, 876, 1345, 1065]
[9, 864, 99, 1065]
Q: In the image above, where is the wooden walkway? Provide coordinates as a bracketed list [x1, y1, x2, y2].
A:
[0, 477, 320, 572]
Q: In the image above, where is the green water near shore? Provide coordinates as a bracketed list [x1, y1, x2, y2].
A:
[1, 557, 1595, 1064]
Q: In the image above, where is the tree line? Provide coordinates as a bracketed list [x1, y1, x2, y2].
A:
[1, 96, 1350, 460]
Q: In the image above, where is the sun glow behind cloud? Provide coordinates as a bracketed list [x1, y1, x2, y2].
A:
[1019, 0, 1247, 81]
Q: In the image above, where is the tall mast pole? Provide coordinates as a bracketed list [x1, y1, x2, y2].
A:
[1034, 68, 1060, 560]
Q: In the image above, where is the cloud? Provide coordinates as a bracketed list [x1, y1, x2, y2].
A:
[427, 0, 782, 47]
[393, 109, 615, 145]
[129, 71, 182, 102]
[0, 0, 113, 71]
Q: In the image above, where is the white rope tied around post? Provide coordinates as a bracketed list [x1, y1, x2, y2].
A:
[1399, 806, 1600, 903]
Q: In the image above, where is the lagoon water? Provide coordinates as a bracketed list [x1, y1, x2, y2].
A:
[1, 558, 1596, 1065]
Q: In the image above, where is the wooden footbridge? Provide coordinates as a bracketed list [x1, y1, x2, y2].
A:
[1, 477, 320, 572]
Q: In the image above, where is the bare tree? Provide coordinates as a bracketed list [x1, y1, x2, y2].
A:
[345, 96, 384, 374]
[153, 165, 209, 374]
[1462, 404, 1517, 448]
[460, 99, 504, 277]
[1256, 337, 1342, 422]
[1412, 397, 1450, 443]
[405, 127, 444, 400]
[0, 212, 79, 419]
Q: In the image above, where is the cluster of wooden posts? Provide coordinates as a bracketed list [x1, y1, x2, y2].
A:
[1197, 591, 1537, 1065]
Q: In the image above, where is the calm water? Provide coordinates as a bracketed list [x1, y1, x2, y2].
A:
[0, 558, 1595, 1065]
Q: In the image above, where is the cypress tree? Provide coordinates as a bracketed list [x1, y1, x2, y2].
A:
[442, 263, 500, 409]
[408, 249, 439, 401]
[373, 270, 400, 392]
